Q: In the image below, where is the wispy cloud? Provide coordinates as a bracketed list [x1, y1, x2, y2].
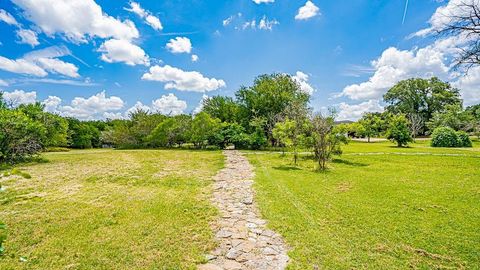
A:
[12, 78, 99, 87]
[341, 64, 376, 77]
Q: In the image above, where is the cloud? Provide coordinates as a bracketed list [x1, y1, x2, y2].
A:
[124, 94, 187, 117]
[193, 94, 209, 114]
[341, 46, 449, 100]
[292, 71, 314, 95]
[166, 37, 192, 54]
[52, 91, 124, 120]
[0, 9, 19, 26]
[337, 100, 384, 121]
[142, 65, 226, 92]
[413, 0, 474, 37]
[16, 29, 40, 47]
[0, 79, 8, 86]
[191, 54, 199, 62]
[98, 39, 149, 66]
[151, 93, 187, 115]
[35, 57, 80, 78]
[23, 45, 71, 60]
[295, 1, 320, 21]
[223, 16, 234, 26]
[453, 66, 480, 106]
[253, 0, 274, 4]
[12, 0, 139, 42]
[258, 16, 279, 31]
[8, 46, 81, 78]
[16, 78, 96, 86]
[125, 1, 163, 31]
[0, 56, 48, 76]
[42, 95, 62, 112]
[3, 89, 37, 106]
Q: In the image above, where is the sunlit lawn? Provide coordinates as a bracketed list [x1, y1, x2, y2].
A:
[0, 149, 223, 269]
[247, 139, 480, 269]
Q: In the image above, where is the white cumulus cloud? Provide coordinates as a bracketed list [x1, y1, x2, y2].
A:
[16, 29, 39, 47]
[166, 37, 192, 54]
[292, 71, 315, 95]
[151, 93, 187, 115]
[142, 65, 226, 92]
[0, 56, 47, 77]
[57, 91, 124, 120]
[191, 54, 199, 62]
[453, 66, 480, 106]
[337, 100, 384, 121]
[295, 1, 320, 21]
[35, 57, 80, 78]
[98, 39, 149, 66]
[12, 0, 139, 42]
[341, 46, 450, 100]
[3, 89, 37, 106]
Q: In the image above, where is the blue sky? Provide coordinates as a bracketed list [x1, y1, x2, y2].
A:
[0, 0, 478, 120]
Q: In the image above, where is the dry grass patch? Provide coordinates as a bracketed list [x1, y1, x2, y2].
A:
[0, 149, 223, 269]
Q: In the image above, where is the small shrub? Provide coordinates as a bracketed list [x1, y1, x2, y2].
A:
[456, 131, 472, 147]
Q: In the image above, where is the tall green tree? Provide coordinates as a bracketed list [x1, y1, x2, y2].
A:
[202, 96, 240, 123]
[236, 73, 310, 145]
[427, 104, 476, 132]
[17, 103, 68, 147]
[383, 77, 461, 133]
[189, 112, 221, 148]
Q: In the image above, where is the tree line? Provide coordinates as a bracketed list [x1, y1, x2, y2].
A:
[1, 74, 479, 169]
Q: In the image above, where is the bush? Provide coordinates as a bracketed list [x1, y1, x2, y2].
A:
[386, 114, 412, 147]
[0, 109, 46, 163]
[431, 127, 472, 147]
[456, 131, 472, 147]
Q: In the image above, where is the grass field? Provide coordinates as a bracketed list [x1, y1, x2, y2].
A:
[0, 149, 223, 269]
[248, 139, 480, 269]
[1, 140, 479, 269]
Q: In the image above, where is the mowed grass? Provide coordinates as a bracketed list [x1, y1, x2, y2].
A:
[247, 139, 480, 269]
[0, 149, 223, 269]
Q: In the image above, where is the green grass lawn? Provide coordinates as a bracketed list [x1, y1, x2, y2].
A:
[247, 140, 480, 269]
[0, 149, 223, 269]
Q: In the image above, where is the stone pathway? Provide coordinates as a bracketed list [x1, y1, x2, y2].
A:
[198, 150, 289, 270]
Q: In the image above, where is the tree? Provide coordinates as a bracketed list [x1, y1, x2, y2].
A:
[147, 115, 192, 147]
[236, 73, 310, 145]
[209, 123, 250, 149]
[66, 118, 101, 149]
[407, 113, 424, 141]
[358, 113, 383, 142]
[189, 112, 221, 148]
[309, 112, 348, 170]
[435, 0, 480, 69]
[0, 109, 46, 162]
[201, 96, 240, 123]
[386, 114, 412, 147]
[427, 104, 476, 132]
[384, 77, 462, 133]
[0, 92, 6, 110]
[17, 103, 68, 147]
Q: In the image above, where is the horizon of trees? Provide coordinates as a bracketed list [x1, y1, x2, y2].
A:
[1, 74, 479, 168]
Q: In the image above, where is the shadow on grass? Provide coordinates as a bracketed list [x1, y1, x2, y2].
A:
[273, 165, 302, 171]
[332, 158, 368, 167]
